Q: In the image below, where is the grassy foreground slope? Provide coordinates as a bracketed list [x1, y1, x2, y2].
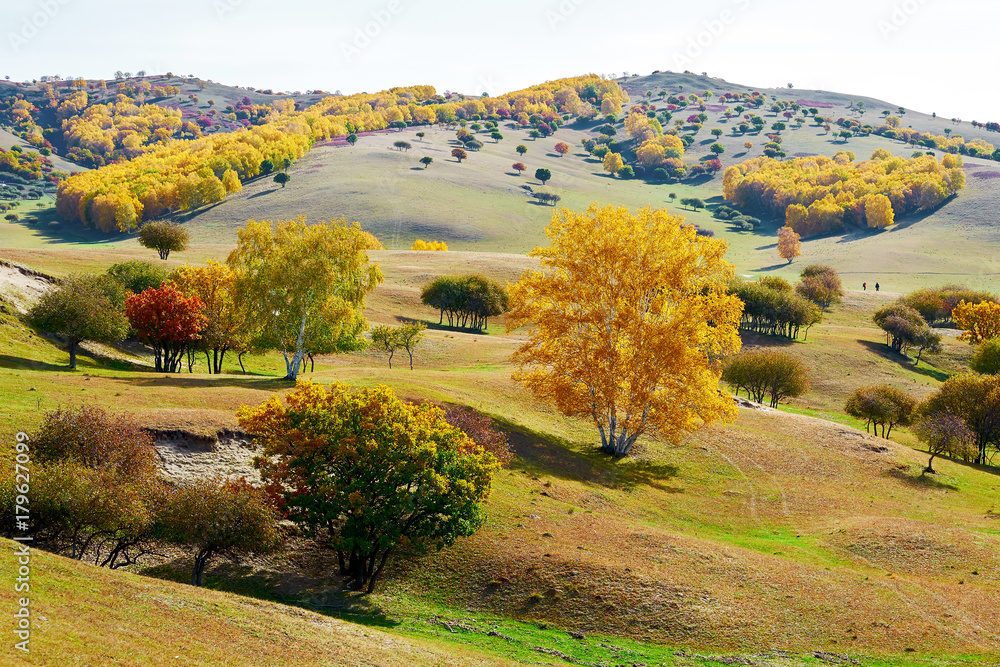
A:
[2, 255, 999, 664]
[0, 539, 519, 667]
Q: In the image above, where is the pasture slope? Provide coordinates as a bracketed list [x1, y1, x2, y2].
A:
[1, 70, 999, 666]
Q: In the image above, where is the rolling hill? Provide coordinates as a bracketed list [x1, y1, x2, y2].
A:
[2, 69, 1000, 666]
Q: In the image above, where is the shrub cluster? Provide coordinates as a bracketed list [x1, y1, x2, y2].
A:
[795, 264, 844, 310]
[722, 349, 809, 408]
[730, 277, 822, 340]
[900, 284, 996, 325]
[420, 274, 509, 331]
[713, 204, 761, 232]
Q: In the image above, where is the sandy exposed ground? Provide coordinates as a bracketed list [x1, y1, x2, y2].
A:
[0, 258, 55, 310]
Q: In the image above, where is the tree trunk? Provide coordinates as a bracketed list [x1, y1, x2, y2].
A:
[925, 453, 936, 474]
[284, 312, 309, 380]
[192, 549, 211, 586]
[205, 350, 213, 374]
[68, 337, 79, 369]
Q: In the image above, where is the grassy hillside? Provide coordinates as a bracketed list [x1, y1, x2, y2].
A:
[0, 538, 522, 667]
[2, 71, 1000, 665]
[4, 72, 1000, 290]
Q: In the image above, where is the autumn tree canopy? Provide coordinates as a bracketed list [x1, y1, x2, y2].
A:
[777, 226, 801, 264]
[226, 217, 383, 380]
[125, 285, 207, 373]
[239, 381, 499, 593]
[952, 299, 1000, 345]
[168, 261, 248, 373]
[507, 204, 743, 458]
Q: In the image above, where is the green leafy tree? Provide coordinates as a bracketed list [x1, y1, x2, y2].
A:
[710, 143, 725, 155]
[239, 382, 499, 593]
[971, 338, 1000, 375]
[419, 156, 433, 168]
[420, 274, 508, 331]
[106, 261, 168, 293]
[259, 159, 274, 175]
[346, 134, 358, 146]
[156, 477, 282, 586]
[138, 221, 190, 260]
[370, 324, 402, 369]
[535, 168, 552, 185]
[722, 350, 809, 408]
[273, 172, 290, 188]
[491, 131, 503, 143]
[617, 165, 634, 179]
[845, 384, 917, 438]
[27, 275, 130, 369]
[679, 197, 705, 211]
[516, 144, 528, 156]
[227, 217, 384, 381]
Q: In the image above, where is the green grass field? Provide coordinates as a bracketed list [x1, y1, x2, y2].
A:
[2, 71, 1000, 665]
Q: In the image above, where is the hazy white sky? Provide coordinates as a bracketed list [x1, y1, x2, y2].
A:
[3, 0, 998, 121]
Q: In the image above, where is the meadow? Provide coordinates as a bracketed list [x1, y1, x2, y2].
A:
[1, 71, 999, 665]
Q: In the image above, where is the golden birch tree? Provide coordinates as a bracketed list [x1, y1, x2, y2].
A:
[227, 217, 383, 380]
[507, 204, 743, 458]
[777, 226, 802, 264]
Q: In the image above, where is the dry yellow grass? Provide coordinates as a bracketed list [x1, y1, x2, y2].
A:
[0, 540, 518, 666]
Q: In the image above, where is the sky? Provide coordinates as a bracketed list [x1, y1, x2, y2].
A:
[3, 0, 998, 122]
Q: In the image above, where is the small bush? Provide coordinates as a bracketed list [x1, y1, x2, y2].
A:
[845, 384, 916, 438]
[722, 350, 809, 408]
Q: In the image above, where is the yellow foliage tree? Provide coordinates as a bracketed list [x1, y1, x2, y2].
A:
[227, 217, 384, 380]
[603, 151, 624, 175]
[507, 204, 743, 458]
[777, 226, 801, 264]
[864, 193, 895, 228]
[169, 260, 246, 373]
[953, 300, 1000, 345]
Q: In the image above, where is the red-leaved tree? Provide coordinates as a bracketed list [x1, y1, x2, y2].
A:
[125, 286, 207, 372]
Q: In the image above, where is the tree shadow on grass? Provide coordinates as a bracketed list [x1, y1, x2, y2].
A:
[740, 331, 798, 348]
[142, 557, 398, 628]
[856, 339, 950, 382]
[883, 466, 960, 492]
[499, 418, 683, 492]
[0, 354, 67, 371]
[102, 373, 293, 390]
[395, 315, 497, 336]
[751, 263, 788, 272]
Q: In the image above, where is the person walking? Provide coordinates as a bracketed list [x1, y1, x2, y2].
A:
[875, 282, 880, 292]
[863, 282, 866, 291]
